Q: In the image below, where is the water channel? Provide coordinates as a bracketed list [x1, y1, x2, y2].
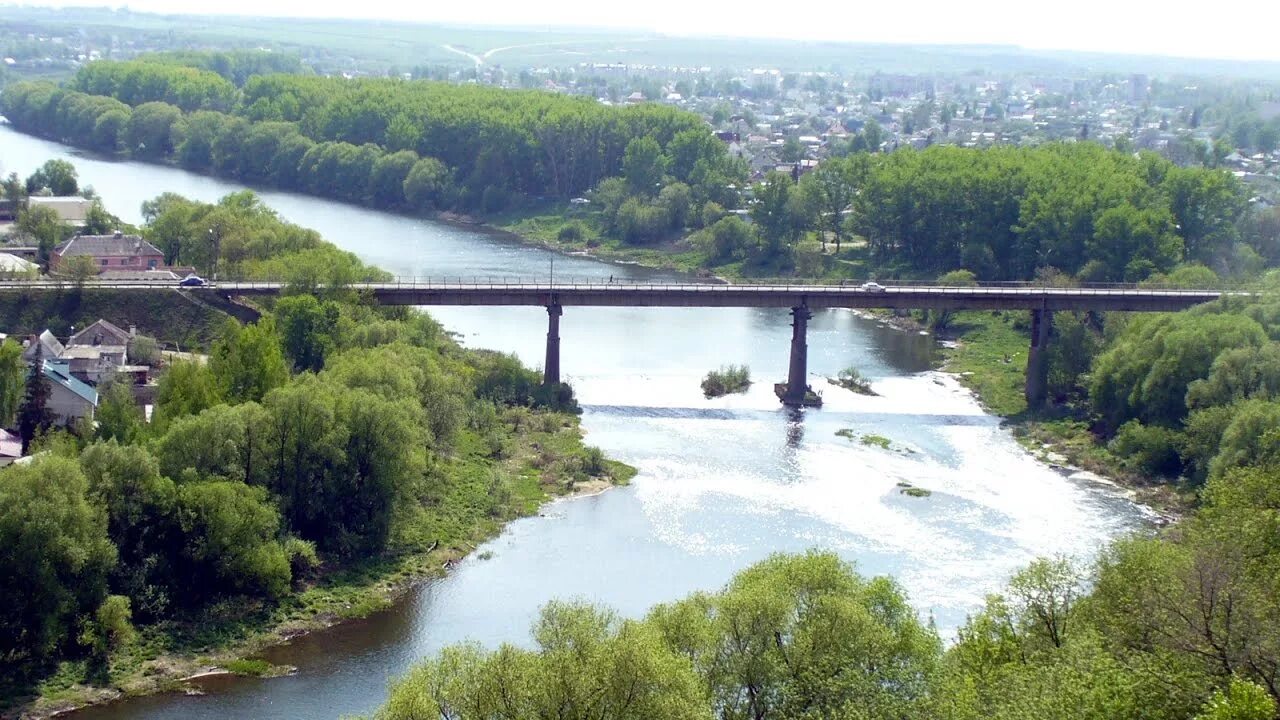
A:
[0, 126, 1153, 719]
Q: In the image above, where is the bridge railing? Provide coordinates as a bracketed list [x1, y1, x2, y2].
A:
[0, 275, 1245, 295]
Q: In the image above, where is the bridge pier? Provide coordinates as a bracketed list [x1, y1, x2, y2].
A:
[782, 305, 812, 407]
[1024, 309, 1053, 409]
[544, 304, 563, 386]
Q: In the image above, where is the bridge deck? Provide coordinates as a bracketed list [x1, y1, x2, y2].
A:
[0, 280, 1231, 312]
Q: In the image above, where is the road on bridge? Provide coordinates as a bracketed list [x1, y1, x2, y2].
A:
[0, 278, 1232, 312]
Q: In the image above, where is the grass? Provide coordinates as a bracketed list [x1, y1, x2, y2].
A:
[861, 434, 892, 449]
[701, 365, 752, 397]
[900, 486, 933, 498]
[939, 310, 1030, 418]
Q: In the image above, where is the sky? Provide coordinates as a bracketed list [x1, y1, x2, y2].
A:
[9, 0, 1280, 63]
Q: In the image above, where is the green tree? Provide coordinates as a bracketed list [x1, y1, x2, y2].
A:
[402, 156, 452, 211]
[275, 294, 340, 372]
[95, 378, 145, 445]
[0, 339, 23, 428]
[623, 136, 668, 196]
[17, 344, 54, 454]
[0, 457, 116, 670]
[25, 159, 78, 195]
[175, 480, 291, 602]
[751, 171, 795, 256]
[80, 442, 180, 619]
[209, 318, 289, 404]
[16, 204, 71, 267]
[153, 359, 223, 430]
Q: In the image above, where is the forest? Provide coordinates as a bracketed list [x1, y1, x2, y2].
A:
[0, 190, 625, 712]
[1, 61, 733, 213]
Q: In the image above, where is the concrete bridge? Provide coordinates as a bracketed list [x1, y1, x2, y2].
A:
[0, 278, 1230, 408]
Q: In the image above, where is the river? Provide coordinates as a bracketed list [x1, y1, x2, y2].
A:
[0, 126, 1152, 719]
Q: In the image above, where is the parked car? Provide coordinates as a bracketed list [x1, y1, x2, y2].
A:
[859, 281, 886, 293]
[179, 275, 206, 287]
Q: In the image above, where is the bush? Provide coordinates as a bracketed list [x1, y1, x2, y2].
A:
[1109, 420, 1183, 477]
[557, 221, 585, 244]
[701, 365, 751, 398]
[831, 366, 875, 395]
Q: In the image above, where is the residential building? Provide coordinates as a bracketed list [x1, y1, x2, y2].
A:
[40, 359, 98, 426]
[51, 232, 165, 274]
[21, 329, 64, 363]
[27, 196, 93, 227]
[0, 252, 38, 277]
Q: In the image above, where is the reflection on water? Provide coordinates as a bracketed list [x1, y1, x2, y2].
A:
[0, 128, 1147, 720]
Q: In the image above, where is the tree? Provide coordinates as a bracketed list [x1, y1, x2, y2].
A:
[780, 136, 805, 163]
[0, 457, 116, 670]
[16, 204, 71, 268]
[80, 442, 179, 618]
[275, 294, 340, 372]
[153, 359, 222, 430]
[0, 339, 23, 428]
[25, 159, 78, 195]
[402, 156, 452, 211]
[751, 171, 795, 256]
[175, 480, 291, 602]
[17, 344, 54, 455]
[209, 318, 289, 404]
[95, 377, 145, 445]
[623, 136, 668, 196]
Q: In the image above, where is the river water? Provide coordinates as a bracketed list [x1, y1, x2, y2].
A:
[1, 126, 1151, 719]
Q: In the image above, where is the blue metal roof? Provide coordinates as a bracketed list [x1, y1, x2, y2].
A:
[41, 359, 98, 406]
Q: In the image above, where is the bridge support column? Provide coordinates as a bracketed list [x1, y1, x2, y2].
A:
[544, 304, 563, 386]
[783, 305, 812, 407]
[1025, 309, 1053, 409]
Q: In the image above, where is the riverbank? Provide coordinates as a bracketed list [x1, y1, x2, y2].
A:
[13, 416, 635, 720]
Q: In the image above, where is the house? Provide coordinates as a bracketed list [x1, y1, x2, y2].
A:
[51, 232, 165, 274]
[27, 196, 93, 227]
[69, 318, 132, 349]
[0, 430, 20, 466]
[40, 359, 98, 426]
[21, 329, 64, 363]
[0, 252, 37, 277]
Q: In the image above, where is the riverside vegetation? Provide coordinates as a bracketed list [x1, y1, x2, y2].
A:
[0, 191, 633, 717]
[700, 365, 751, 398]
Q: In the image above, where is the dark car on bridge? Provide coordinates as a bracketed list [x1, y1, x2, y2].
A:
[179, 275, 206, 287]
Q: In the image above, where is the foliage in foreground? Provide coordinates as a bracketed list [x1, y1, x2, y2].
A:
[373, 481, 1280, 720]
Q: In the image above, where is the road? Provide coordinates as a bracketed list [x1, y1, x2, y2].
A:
[0, 279, 1233, 312]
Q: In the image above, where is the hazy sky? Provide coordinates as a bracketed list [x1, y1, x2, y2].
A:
[12, 0, 1280, 62]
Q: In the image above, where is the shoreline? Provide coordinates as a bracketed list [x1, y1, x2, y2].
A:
[18, 471, 629, 720]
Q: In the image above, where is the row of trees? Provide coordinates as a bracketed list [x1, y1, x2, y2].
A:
[688, 144, 1252, 283]
[2, 63, 729, 212]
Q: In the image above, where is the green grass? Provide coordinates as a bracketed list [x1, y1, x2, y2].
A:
[861, 434, 892, 449]
[941, 310, 1030, 417]
[900, 486, 932, 498]
[223, 659, 272, 677]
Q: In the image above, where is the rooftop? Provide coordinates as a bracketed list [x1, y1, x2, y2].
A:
[55, 233, 164, 259]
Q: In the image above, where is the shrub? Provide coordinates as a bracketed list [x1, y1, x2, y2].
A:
[557, 221, 585, 244]
[701, 365, 751, 398]
[1109, 420, 1183, 477]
